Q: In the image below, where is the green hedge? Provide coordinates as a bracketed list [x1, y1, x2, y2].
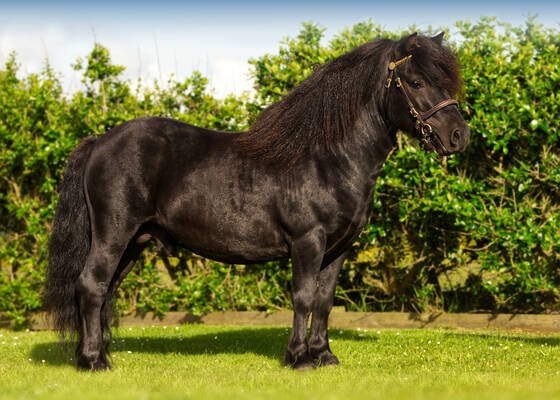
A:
[0, 17, 558, 325]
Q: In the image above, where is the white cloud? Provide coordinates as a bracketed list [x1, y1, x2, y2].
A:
[0, 21, 258, 99]
[208, 56, 254, 98]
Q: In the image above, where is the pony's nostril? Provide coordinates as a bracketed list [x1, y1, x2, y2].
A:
[451, 129, 461, 147]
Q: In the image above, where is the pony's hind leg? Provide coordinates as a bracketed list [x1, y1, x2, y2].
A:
[75, 237, 133, 371]
[308, 252, 347, 366]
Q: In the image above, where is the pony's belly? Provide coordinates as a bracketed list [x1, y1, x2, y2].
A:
[162, 214, 289, 264]
[175, 234, 289, 264]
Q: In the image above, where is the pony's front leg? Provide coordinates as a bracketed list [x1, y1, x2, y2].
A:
[308, 252, 347, 366]
[285, 228, 325, 370]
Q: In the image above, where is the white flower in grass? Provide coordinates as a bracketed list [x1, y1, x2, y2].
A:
[127, 351, 132, 354]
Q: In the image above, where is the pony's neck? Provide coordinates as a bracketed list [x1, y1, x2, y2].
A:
[340, 59, 396, 180]
[333, 103, 394, 182]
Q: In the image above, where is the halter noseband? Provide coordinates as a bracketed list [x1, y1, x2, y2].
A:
[385, 54, 458, 152]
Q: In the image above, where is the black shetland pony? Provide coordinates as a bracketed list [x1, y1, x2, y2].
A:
[46, 32, 469, 371]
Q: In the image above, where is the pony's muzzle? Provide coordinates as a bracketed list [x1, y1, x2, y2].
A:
[448, 124, 470, 153]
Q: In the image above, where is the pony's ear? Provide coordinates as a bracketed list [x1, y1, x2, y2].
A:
[401, 32, 420, 55]
[432, 31, 445, 45]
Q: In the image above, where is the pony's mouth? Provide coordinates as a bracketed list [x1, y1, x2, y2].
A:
[419, 131, 451, 156]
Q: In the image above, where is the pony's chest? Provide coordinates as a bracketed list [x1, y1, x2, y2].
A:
[322, 182, 377, 253]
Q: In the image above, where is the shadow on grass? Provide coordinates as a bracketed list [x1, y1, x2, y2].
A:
[29, 326, 560, 368]
[29, 326, 376, 367]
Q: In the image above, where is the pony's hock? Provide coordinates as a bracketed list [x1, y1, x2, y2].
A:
[45, 32, 469, 371]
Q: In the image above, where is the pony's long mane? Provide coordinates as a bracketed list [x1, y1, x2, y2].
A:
[235, 34, 461, 165]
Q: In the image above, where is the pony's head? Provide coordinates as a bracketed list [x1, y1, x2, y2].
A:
[385, 32, 470, 155]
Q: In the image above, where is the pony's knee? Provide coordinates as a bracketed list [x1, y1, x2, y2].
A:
[293, 292, 314, 315]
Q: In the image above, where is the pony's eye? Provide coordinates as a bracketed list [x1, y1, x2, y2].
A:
[408, 79, 424, 89]
[409, 80, 424, 89]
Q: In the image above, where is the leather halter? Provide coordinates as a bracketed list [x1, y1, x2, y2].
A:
[385, 54, 458, 152]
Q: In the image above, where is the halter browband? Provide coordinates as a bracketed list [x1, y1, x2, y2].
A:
[385, 54, 458, 152]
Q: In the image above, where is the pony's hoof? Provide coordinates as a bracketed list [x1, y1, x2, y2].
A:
[292, 360, 315, 371]
[91, 359, 112, 371]
[76, 355, 111, 371]
[285, 350, 315, 370]
[317, 352, 339, 367]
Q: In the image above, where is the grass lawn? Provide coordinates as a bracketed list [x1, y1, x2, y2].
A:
[0, 324, 558, 400]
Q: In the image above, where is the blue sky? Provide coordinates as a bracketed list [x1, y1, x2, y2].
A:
[1, 0, 558, 97]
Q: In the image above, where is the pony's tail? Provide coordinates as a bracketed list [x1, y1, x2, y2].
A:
[45, 136, 97, 339]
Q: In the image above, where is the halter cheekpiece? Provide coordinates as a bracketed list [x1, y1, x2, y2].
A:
[385, 54, 459, 150]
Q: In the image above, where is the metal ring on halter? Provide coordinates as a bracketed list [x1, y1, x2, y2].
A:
[421, 123, 432, 136]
